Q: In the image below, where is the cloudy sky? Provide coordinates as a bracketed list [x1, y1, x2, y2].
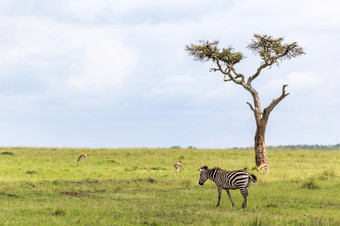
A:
[0, 0, 339, 148]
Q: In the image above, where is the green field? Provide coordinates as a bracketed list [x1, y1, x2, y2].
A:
[0, 147, 339, 225]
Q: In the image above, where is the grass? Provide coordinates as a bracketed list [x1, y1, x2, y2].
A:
[0, 147, 340, 225]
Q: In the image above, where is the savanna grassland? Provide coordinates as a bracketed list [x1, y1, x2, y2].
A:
[0, 147, 340, 225]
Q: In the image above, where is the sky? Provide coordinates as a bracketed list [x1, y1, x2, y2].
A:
[0, 0, 339, 148]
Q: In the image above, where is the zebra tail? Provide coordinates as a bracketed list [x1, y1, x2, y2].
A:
[250, 174, 257, 183]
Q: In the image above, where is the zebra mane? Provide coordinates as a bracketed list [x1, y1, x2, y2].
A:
[211, 167, 230, 174]
[213, 167, 222, 170]
[200, 166, 209, 170]
[208, 167, 223, 179]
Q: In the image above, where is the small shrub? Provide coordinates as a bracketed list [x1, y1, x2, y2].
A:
[21, 182, 36, 188]
[147, 177, 156, 183]
[151, 167, 166, 170]
[0, 192, 18, 198]
[290, 179, 300, 184]
[319, 169, 336, 181]
[26, 170, 38, 175]
[143, 221, 160, 226]
[266, 203, 278, 208]
[246, 217, 265, 226]
[53, 180, 62, 185]
[323, 169, 336, 177]
[108, 159, 120, 164]
[1, 152, 14, 155]
[301, 178, 320, 190]
[82, 178, 99, 184]
[53, 208, 66, 216]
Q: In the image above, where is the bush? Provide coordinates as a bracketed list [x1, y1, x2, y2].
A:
[26, 170, 37, 175]
[301, 178, 320, 190]
[319, 169, 336, 181]
[1, 152, 14, 155]
[53, 208, 66, 216]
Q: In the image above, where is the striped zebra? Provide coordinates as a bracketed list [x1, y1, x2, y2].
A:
[198, 166, 257, 208]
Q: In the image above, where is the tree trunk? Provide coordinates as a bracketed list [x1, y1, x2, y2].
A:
[254, 121, 268, 167]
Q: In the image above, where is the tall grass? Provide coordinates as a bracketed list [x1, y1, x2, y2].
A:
[0, 147, 340, 225]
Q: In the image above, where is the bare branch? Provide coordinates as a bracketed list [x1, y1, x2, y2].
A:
[230, 67, 245, 83]
[263, 84, 289, 117]
[223, 75, 232, 82]
[247, 63, 268, 85]
[282, 84, 289, 95]
[209, 68, 220, 72]
[214, 58, 243, 85]
[246, 102, 255, 112]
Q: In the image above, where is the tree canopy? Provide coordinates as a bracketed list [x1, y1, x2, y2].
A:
[185, 34, 305, 87]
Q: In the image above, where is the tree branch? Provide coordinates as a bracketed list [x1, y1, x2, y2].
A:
[223, 75, 232, 82]
[229, 66, 245, 83]
[263, 84, 289, 117]
[213, 57, 243, 85]
[246, 102, 255, 112]
[246, 34, 305, 86]
[247, 63, 268, 85]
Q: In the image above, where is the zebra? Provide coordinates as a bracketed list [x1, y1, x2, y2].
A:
[198, 166, 257, 208]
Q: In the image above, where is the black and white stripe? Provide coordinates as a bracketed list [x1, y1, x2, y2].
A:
[198, 166, 257, 208]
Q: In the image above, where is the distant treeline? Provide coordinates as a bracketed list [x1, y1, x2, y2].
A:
[265, 144, 340, 150]
[171, 144, 340, 150]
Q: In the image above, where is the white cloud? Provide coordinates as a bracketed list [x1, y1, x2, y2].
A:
[0, 14, 136, 97]
[145, 75, 198, 97]
[66, 30, 135, 93]
[0, 0, 339, 147]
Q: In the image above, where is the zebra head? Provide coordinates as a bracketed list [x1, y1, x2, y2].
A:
[198, 166, 209, 185]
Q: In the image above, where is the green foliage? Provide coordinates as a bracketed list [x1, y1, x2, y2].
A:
[301, 177, 320, 190]
[53, 208, 66, 216]
[185, 40, 244, 65]
[0, 147, 340, 225]
[185, 34, 305, 73]
[247, 34, 305, 66]
[26, 170, 38, 175]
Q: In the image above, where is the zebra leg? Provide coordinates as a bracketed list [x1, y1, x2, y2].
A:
[225, 189, 235, 207]
[240, 188, 248, 208]
[216, 187, 222, 207]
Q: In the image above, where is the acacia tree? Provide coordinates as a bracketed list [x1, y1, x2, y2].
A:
[186, 34, 305, 166]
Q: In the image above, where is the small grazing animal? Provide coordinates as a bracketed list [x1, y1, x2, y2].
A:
[199, 166, 257, 208]
[256, 163, 270, 173]
[174, 160, 182, 175]
[77, 153, 87, 162]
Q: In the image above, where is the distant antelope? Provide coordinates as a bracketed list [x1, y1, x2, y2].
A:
[77, 153, 87, 162]
[174, 160, 182, 175]
[256, 163, 270, 173]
